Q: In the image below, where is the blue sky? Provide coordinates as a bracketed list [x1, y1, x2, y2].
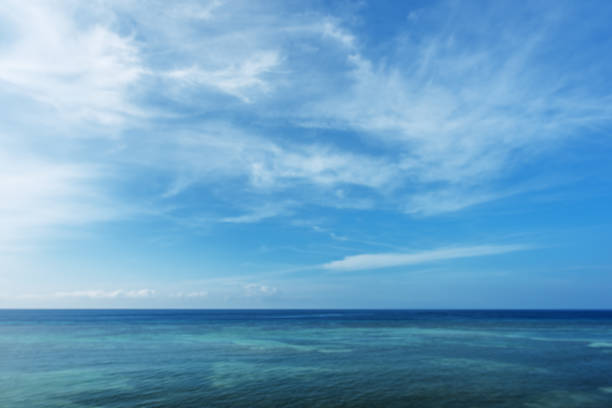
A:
[1, 0, 611, 308]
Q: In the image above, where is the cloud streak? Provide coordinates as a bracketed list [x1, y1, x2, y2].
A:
[323, 245, 529, 271]
[167, 51, 280, 103]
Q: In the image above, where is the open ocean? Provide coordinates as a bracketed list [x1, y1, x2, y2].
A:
[1, 310, 612, 407]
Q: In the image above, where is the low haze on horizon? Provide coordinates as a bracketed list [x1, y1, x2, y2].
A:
[1, 0, 611, 309]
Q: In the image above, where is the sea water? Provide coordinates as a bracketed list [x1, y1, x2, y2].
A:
[1, 310, 612, 407]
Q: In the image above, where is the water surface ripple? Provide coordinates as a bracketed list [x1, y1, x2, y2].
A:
[1, 310, 612, 407]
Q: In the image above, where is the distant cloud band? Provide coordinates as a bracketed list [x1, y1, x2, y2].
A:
[54, 289, 156, 299]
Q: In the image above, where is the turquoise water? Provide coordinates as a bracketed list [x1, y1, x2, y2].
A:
[1, 310, 612, 407]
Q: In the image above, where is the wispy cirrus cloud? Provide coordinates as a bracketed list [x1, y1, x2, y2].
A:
[0, 1, 143, 251]
[323, 245, 529, 272]
[1, 0, 611, 273]
[1, 1, 611, 308]
[0, 154, 122, 252]
[167, 51, 280, 103]
[220, 201, 294, 224]
[151, 124, 399, 201]
[5, 0, 608, 238]
[0, 0, 143, 125]
[297, 3, 612, 214]
[142, 0, 612, 219]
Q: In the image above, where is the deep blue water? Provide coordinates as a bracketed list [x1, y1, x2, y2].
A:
[1, 310, 612, 407]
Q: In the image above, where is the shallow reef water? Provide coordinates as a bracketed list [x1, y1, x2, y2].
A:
[1, 309, 612, 407]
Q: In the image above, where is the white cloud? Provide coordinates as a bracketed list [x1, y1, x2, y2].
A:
[1, 0, 610, 261]
[169, 0, 223, 21]
[168, 51, 280, 103]
[244, 283, 278, 297]
[172, 291, 209, 298]
[150, 2, 612, 216]
[0, 0, 143, 125]
[404, 189, 508, 216]
[53, 289, 156, 299]
[0, 154, 122, 251]
[297, 9, 612, 214]
[221, 202, 293, 223]
[155, 125, 399, 196]
[323, 245, 529, 271]
[319, 20, 356, 49]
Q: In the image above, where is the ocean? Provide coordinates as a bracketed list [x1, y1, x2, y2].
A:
[1, 310, 611, 407]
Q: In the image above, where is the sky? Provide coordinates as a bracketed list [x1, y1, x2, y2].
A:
[1, 0, 611, 308]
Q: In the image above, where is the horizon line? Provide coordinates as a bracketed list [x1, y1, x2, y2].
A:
[1, 308, 611, 311]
